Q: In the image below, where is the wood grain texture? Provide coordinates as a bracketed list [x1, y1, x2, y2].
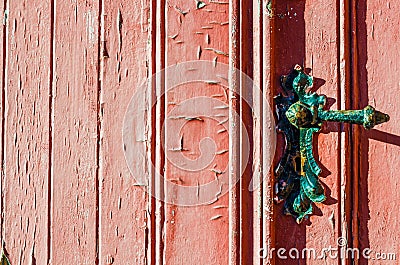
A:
[229, 0, 240, 263]
[3, 1, 51, 264]
[355, 0, 400, 263]
[0, 0, 6, 254]
[252, 0, 268, 264]
[261, 1, 275, 264]
[337, 1, 353, 264]
[163, 1, 230, 264]
[51, 0, 100, 263]
[239, 0, 254, 263]
[153, 0, 166, 264]
[99, 0, 151, 264]
[251, 1, 263, 264]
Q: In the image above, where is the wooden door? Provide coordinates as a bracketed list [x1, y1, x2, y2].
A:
[0, 0, 398, 264]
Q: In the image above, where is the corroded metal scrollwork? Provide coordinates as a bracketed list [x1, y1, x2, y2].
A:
[274, 65, 390, 223]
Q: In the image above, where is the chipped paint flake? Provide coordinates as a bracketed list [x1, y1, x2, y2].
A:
[217, 128, 227, 134]
[195, 0, 207, 9]
[174, 5, 189, 16]
[204, 80, 220, 84]
[3, 9, 8, 25]
[213, 56, 218, 67]
[210, 0, 229, 4]
[210, 168, 224, 175]
[169, 33, 179, 39]
[206, 34, 210, 44]
[210, 215, 223, 221]
[204, 48, 228, 56]
[86, 10, 97, 45]
[215, 149, 228, 155]
[197, 46, 202, 59]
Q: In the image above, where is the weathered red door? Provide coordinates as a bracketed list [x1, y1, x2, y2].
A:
[0, 0, 398, 264]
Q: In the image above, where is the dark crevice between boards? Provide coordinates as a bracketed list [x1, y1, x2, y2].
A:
[1, 0, 8, 259]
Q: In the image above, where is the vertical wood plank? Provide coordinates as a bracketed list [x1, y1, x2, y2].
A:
[162, 1, 230, 264]
[354, 0, 400, 263]
[337, 1, 353, 264]
[0, 0, 6, 252]
[239, 0, 254, 263]
[261, 0, 275, 264]
[252, 0, 264, 264]
[3, 1, 51, 263]
[350, 1, 361, 260]
[154, 0, 166, 264]
[229, 0, 240, 263]
[51, 0, 100, 263]
[99, 0, 151, 264]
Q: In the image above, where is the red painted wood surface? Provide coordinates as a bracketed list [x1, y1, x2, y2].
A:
[51, 1, 100, 263]
[0, 0, 397, 264]
[354, 0, 400, 263]
[99, 1, 151, 264]
[3, 1, 51, 264]
[163, 1, 230, 264]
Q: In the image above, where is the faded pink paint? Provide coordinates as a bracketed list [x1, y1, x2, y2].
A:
[164, 1, 230, 264]
[99, 1, 151, 264]
[356, 0, 400, 263]
[3, 1, 51, 264]
[51, 0, 99, 264]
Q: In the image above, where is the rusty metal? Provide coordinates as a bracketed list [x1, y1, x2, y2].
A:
[274, 65, 390, 223]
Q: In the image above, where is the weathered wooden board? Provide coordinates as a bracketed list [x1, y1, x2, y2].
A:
[163, 1, 230, 264]
[99, 0, 151, 264]
[355, 0, 400, 263]
[0, 0, 5, 256]
[3, 1, 51, 264]
[253, 1, 271, 264]
[51, 0, 99, 263]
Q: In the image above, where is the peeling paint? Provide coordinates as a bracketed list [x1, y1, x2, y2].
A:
[210, 215, 223, 221]
[85, 10, 96, 46]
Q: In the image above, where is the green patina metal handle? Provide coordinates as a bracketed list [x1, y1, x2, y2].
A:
[274, 65, 390, 223]
[318, 106, 389, 129]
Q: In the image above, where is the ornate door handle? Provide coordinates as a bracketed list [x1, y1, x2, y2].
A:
[274, 65, 390, 223]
